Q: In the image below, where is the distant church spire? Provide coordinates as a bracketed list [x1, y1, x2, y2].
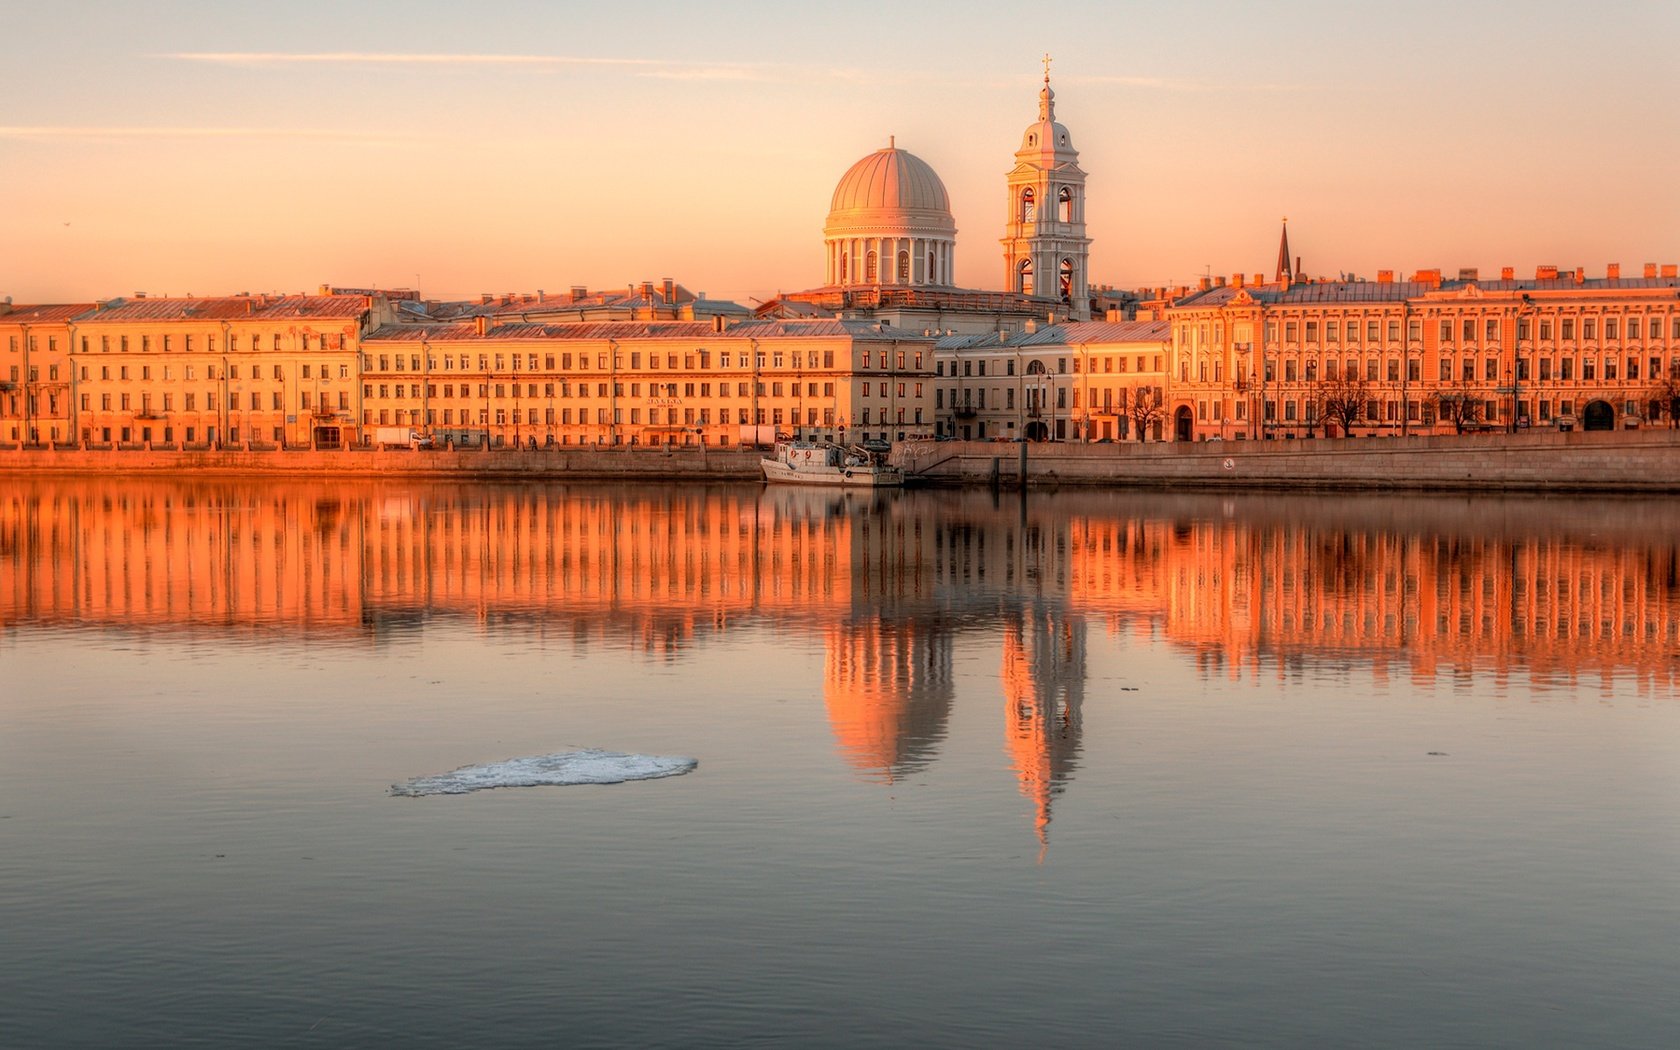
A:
[1275, 217, 1293, 284]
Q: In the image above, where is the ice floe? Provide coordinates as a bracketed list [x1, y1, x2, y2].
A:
[391, 748, 697, 797]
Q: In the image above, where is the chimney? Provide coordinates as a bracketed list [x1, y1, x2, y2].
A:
[1575, 267, 1586, 285]
[536, 289, 545, 303]
[1254, 274, 1265, 287]
[1536, 265, 1558, 280]
[474, 315, 488, 336]
[1644, 263, 1658, 279]
[1664, 264, 1678, 279]
[640, 281, 655, 300]
[1215, 275, 1226, 287]
[1606, 264, 1620, 281]
[1501, 267, 1514, 281]
[480, 293, 493, 305]
[1025, 319, 1038, 334]
[712, 314, 727, 333]
[1377, 270, 1394, 284]
[135, 291, 146, 299]
[1232, 273, 1244, 289]
[570, 285, 587, 302]
[1458, 267, 1479, 281]
[1198, 276, 1212, 291]
[661, 277, 675, 302]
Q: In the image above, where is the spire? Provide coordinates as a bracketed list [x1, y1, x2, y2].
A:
[1038, 52, 1055, 121]
[1275, 217, 1293, 284]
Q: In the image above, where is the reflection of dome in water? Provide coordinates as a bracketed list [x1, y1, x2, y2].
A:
[823, 142, 958, 288]
[823, 620, 953, 782]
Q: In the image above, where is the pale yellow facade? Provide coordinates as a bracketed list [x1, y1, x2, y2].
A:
[63, 293, 392, 448]
[358, 317, 937, 448]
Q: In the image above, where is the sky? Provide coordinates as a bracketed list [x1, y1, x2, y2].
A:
[4, 0, 1679, 306]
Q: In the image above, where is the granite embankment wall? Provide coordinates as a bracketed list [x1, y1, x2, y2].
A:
[5, 430, 1680, 491]
[891, 429, 1680, 492]
[0, 445, 766, 480]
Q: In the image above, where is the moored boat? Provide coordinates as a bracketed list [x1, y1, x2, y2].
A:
[760, 440, 903, 487]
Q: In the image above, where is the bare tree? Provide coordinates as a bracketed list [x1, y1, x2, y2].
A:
[1647, 374, 1680, 428]
[1127, 385, 1164, 442]
[1313, 372, 1368, 437]
[1428, 381, 1485, 434]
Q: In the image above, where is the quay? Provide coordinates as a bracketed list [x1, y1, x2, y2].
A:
[5, 430, 1680, 492]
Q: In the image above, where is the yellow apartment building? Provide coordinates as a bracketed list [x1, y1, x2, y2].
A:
[934, 318, 1170, 441]
[1, 302, 89, 445]
[357, 316, 937, 448]
[1164, 262, 1680, 442]
[65, 292, 394, 449]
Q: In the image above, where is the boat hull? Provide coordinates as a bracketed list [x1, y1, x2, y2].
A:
[760, 457, 903, 487]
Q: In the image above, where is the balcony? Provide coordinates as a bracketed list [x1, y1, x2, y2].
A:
[133, 410, 166, 420]
[953, 406, 977, 419]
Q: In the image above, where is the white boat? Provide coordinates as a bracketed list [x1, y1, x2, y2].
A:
[760, 440, 904, 487]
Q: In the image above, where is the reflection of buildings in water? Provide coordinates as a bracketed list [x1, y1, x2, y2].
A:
[7, 481, 1680, 687]
[823, 618, 954, 782]
[0, 480, 365, 635]
[1001, 604, 1085, 854]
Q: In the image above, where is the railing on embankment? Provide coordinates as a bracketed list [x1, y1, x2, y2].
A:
[0, 444, 767, 480]
[891, 430, 1680, 493]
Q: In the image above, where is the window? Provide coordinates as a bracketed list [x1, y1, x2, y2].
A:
[1562, 319, 1575, 340]
[897, 251, 910, 283]
[865, 251, 878, 283]
[1058, 187, 1072, 222]
[1018, 259, 1033, 296]
[1021, 187, 1035, 222]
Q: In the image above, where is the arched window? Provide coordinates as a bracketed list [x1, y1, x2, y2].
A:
[1059, 258, 1074, 302]
[1058, 187, 1073, 223]
[1018, 259, 1034, 296]
[927, 250, 937, 284]
[865, 251, 878, 283]
[1021, 188, 1035, 223]
[897, 251, 910, 283]
[1026, 360, 1047, 375]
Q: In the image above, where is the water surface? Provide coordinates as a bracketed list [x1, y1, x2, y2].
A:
[3, 479, 1678, 1048]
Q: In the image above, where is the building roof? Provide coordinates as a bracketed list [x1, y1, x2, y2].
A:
[363, 317, 936, 344]
[72, 294, 373, 323]
[934, 319, 1167, 352]
[0, 303, 98, 323]
[1174, 275, 1680, 310]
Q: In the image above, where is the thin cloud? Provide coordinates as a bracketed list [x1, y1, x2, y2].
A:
[165, 51, 770, 79]
[163, 51, 888, 84]
[0, 125, 412, 142]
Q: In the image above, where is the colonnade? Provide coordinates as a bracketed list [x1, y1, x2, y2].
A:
[826, 235, 955, 288]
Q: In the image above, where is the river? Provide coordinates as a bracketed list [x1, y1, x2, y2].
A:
[2, 478, 1677, 1047]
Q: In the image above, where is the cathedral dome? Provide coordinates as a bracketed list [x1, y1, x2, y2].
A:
[825, 143, 956, 234]
[823, 140, 957, 287]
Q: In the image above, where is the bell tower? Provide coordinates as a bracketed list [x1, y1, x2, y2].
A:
[1001, 57, 1092, 320]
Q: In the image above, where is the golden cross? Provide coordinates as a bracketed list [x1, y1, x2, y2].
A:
[1042, 53, 1052, 81]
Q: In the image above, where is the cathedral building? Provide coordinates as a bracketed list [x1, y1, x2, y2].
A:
[761, 69, 1098, 335]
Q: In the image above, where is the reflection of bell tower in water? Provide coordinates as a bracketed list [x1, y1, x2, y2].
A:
[1001, 603, 1085, 855]
[824, 618, 955, 783]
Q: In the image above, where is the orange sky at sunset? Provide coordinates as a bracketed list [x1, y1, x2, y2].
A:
[4, 1, 1678, 306]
